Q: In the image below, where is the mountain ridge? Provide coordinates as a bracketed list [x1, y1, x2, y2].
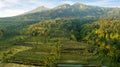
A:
[23, 6, 49, 14]
[0, 2, 120, 21]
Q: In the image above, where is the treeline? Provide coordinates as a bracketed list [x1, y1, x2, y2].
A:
[24, 18, 96, 40]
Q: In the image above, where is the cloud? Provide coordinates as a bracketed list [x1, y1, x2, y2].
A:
[0, 0, 20, 8]
[0, 0, 29, 17]
[85, 0, 109, 5]
[61, 0, 75, 4]
[0, 9, 27, 17]
[84, 0, 119, 7]
[0, 0, 60, 17]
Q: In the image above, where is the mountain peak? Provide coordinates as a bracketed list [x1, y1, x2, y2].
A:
[36, 6, 48, 9]
[72, 2, 86, 8]
[32, 6, 49, 12]
[73, 2, 85, 5]
[53, 4, 71, 9]
[62, 3, 70, 6]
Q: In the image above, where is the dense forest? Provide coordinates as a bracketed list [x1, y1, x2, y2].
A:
[0, 2, 120, 67]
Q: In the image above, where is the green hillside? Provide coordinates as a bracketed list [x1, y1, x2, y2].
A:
[0, 2, 120, 67]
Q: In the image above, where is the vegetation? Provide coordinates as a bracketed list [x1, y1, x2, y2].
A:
[0, 2, 120, 67]
[0, 29, 3, 37]
[82, 19, 120, 66]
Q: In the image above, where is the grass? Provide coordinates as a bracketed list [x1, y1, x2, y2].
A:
[0, 63, 40, 67]
[0, 38, 109, 66]
[0, 46, 32, 60]
[58, 53, 99, 64]
[7, 39, 95, 66]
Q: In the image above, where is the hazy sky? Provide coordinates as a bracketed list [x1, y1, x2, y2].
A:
[0, 0, 120, 17]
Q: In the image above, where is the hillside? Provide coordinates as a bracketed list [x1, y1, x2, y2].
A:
[0, 2, 120, 67]
[10, 18, 120, 67]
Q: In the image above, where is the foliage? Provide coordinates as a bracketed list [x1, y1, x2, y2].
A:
[0, 3, 120, 66]
[82, 19, 120, 66]
[25, 18, 96, 41]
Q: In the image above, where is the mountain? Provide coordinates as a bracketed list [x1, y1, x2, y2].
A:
[0, 3, 120, 31]
[1, 3, 120, 35]
[23, 6, 49, 14]
[25, 3, 120, 20]
[71, 2, 87, 8]
[104, 8, 120, 19]
[0, 3, 120, 21]
[0, 2, 120, 30]
[53, 4, 71, 9]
